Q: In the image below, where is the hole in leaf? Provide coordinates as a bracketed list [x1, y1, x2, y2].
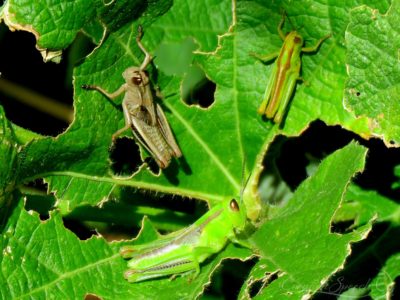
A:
[205, 258, 256, 299]
[330, 220, 356, 234]
[254, 271, 279, 297]
[259, 121, 355, 206]
[258, 135, 293, 206]
[260, 120, 400, 204]
[316, 223, 398, 299]
[249, 279, 264, 298]
[23, 179, 55, 219]
[356, 91, 361, 96]
[390, 140, 395, 145]
[24, 178, 48, 191]
[354, 138, 400, 201]
[145, 156, 161, 175]
[65, 190, 202, 240]
[0, 24, 95, 136]
[109, 137, 141, 176]
[221, 259, 256, 298]
[276, 121, 355, 190]
[62, 218, 97, 240]
[63, 199, 143, 241]
[24, 195, 55, 221]
[182, 66, 216, 108]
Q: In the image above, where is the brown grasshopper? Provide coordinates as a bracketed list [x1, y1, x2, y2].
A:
[82, 26, 182, 169]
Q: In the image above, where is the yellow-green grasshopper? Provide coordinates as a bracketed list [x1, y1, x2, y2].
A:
[120, 195, 250, 282]
[252, 13, 331, 123]
[82, 26, 182, 168]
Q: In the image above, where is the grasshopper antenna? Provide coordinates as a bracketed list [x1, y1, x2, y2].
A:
[285, 12, 297, 31]
[240, 158, 252, 201]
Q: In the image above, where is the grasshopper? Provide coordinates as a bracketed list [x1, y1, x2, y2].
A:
[82, 26, 182, 168]
[252, 13, 331, 124]
[120, 197, 248, 283]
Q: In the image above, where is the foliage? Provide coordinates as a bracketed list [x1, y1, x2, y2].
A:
[0, 0, 399, 299]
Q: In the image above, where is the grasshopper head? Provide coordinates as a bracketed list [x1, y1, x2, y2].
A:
[123, 67, 150, 87]
[226, 198, 247, 232]
[286, 31, 304, 52]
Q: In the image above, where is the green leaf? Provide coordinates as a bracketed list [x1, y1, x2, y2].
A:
[45, 177, 116, 214]
[0, 107, 19, 215]
[0, 0, 171, 62]
[338, 287, 369, 300]
[17, 0, 269, 214]
[1, 0, 97, 62]
[7, 0, 391, 215]
[247, 142, 371, 299]
[345, 1, 400, 145]
[334, 184, 400, 227]
[369, 253, 400, 299]
[332, 217, 400, 300]
[242, 0, 389, 137]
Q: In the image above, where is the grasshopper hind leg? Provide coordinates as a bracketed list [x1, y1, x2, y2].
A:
[124, 256, 200, 283]
[111, 124, 131, 143]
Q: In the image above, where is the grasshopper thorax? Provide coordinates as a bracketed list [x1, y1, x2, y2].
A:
[123, 67, 149, 87]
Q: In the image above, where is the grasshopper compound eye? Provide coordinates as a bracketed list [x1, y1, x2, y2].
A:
[229, 199, 240, 212]
[132, 75, 142, 85]
[294, 36, 302, 44]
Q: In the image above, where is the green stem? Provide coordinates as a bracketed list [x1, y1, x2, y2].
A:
[65, 204, 194, 232]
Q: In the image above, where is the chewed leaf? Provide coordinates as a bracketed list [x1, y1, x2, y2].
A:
[16, 0, 271, 214]
[0, 107, 19, 212]
[1, 0, 400, 299]
[369, 253, 400, 298]
[345, 2, 400, 146]
[0, 0, 171, 62]
[1, 0, 98, 62]
[247, 142, 372, 299]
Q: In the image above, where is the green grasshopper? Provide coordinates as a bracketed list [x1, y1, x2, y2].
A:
[252, 13, 331, 124]
[82, 26, 182, 168]
[120, 196, 249, 283]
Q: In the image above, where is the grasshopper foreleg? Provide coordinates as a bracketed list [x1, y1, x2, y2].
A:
[302, 34, 331, 53]
[136, 25, 153, 71]
[82, 83, 127, 100]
